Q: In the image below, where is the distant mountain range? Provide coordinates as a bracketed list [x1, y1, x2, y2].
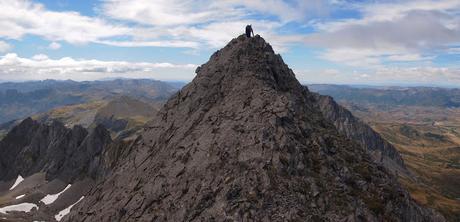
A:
[0, 79, 180, 125]
[309, 84, 460, 108]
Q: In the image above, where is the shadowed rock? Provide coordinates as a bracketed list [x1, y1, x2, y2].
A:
[0, 118, 112, 183]
[312, 93, 412, 177]
[65, 35, 444, 221]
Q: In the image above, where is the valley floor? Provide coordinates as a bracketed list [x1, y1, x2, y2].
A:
[343, 104, 460, 221]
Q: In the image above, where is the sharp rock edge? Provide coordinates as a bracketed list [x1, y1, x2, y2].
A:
[65, 35, 445, 222]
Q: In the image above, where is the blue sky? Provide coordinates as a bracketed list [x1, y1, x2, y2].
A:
[0, 0, 459, 86]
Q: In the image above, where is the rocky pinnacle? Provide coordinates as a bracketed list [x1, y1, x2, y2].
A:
[65, 35, 444, 222]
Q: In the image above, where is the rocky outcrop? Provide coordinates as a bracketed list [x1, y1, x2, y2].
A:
[66, 35, 444, 221]
[0, 117, 112, 183]
[313, 94, 411, 177]
[0, 117, 135, 222]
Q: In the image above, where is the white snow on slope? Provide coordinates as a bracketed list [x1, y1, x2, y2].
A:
[0, 203, 38, 214]
[15, 194, 25, 199]
[54, 196, 84, 221]
[40, 184, 72, 205]
[9, 175, 24, 190]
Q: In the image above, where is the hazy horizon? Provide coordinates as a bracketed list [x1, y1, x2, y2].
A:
[2, 77, 460, 89]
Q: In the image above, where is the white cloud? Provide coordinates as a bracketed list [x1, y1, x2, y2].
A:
[386, 54, 434, 62]
[48, 42, 61, 50]
[32, 54, 48, 61]
[98, 0, 316, 50]
[0, 0, 312, 50]
[305, 0, 460, 66]
[0, 53, 197, 81]
[0, 0, 129, 44]
[371, 67, 460, 85]
[0, 41, 11, 52]
[100, 0, 329, 26]
[168, 20, 290, 49]
[319, 48, 435, 67]
[298, 66, 460, 86]
[447, 47, 460, 54]
[319, 48, 383, 67]
[96, 40, 199, 48]
[100, 0, 239, 26]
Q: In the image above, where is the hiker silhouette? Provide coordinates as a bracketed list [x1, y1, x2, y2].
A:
[245, 25, 254, 38]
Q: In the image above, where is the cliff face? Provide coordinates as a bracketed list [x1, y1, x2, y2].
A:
[0, 118, 131, 221]
[313, 93, 411, 177]
[0, 117, 112, 183]
[65, 35, 443, 221]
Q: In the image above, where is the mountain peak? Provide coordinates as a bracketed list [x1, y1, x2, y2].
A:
[195, 34, 298, 93]
[66, 36, 444, 222]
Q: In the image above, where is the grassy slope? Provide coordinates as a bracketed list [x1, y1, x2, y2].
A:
[344, 104, 460, 221]
[30, 96, 160, 140]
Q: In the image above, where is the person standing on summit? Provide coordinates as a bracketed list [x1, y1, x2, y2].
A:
[245, 25, 254, 38]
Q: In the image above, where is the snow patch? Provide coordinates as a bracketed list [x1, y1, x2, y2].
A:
[9, 175, 24, 190]
[15, 194, 25, 199]
[54, 196, 84, 221]
[40, 184, 71, 205]
[0, 203, 38, 214]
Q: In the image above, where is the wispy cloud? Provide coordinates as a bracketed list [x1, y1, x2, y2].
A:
[298, 66, 460, 86]
[0, 41, 11, 52]
[0, 53, 197, 81]
[96, 0, 320, 50]
[0, 0, 128, 44]
[100, 0, 329, 26]
[0, 0, 204, 48]
[48, 42, 61, 50]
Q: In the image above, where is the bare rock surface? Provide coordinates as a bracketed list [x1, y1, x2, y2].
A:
[66, 35, 444, 221]
[0, 117, 118, 221]
[313, 93, 412, 177]
[0, 118, 112, 183]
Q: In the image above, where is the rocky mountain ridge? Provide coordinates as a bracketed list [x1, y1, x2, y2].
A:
[63, 35, 444, 221]
[0, 118, 112, 183]
[0, 117, 131, 221]
[313, 93, 411, 177]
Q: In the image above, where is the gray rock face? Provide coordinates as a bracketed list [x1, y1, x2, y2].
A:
[313, 94, 411, 177]
[0, 117, 112, 183]
[66, 35, 444, 221]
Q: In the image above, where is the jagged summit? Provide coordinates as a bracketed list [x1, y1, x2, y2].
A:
[195, 34, 299, 92]
[66, 35, 444, 221]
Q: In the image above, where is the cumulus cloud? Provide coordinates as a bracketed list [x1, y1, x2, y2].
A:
[0, 0, 201, 48]
[0, 0, 316, 50]
[305, 0, 460, 66]
[0, 53, 197, 81]
[0, 0, 129, 44]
